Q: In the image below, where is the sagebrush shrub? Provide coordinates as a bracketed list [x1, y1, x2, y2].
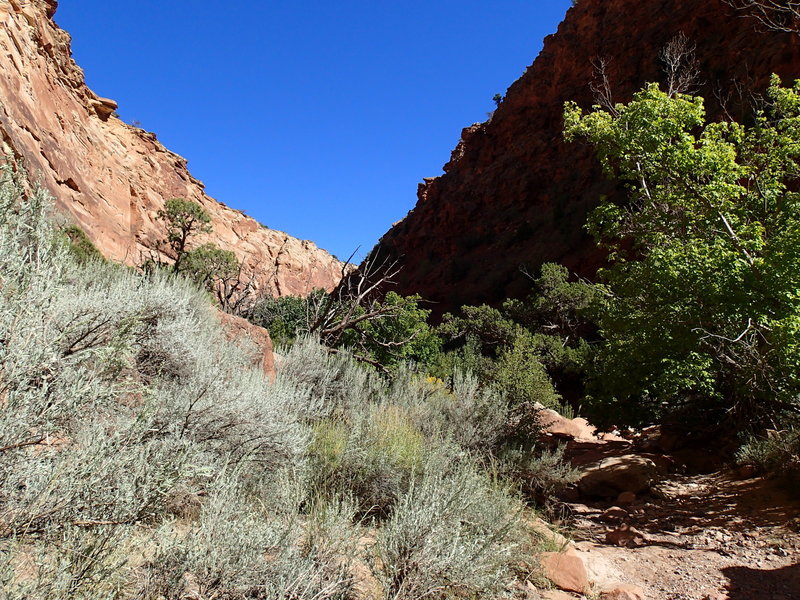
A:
[0, 166, 568, 597]
[307, 404, 425, 518]
[139, 476, 357, 600]
[736, 425, 800, 494]
[388, 369, 508, 456]
[374, 452, 523, 600]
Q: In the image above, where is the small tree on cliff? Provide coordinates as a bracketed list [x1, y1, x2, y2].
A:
[156, 197, 212, 273]
[150, 198, 257, 314]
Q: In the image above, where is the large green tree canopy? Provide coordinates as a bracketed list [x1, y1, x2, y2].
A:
[564, 77, 800, 429]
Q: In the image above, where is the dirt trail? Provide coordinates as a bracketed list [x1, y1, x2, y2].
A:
[564, 472, 800, 600]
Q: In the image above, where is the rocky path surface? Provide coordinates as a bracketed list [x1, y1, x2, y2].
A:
[567, 473, 800, 600]
[531, 408, 800, 600]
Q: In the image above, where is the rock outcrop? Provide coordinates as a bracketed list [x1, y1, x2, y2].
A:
[217, 311, 276, 381]
[375, 0, 800, 317]
[0, 0, 343, 296]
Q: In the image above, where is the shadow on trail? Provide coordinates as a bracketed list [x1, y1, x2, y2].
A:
[633, 474, 800, 535]
[723, 563, 800, 600]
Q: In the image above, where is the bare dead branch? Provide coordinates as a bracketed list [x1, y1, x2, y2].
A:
[0, 436, 46, 454]
[307, 251, 407, 358]
[660, 32, 702, 97]
[590, 57, 617, 114]
[725, 0, 800, 33]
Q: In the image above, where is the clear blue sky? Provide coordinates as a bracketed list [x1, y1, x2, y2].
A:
[56, 1, 572, 261]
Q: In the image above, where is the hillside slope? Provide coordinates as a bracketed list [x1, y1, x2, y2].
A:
[375, 0, 800, 316]
[0, 0, 343, 296]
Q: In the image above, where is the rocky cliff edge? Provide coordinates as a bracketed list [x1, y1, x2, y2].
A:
[375, 0, 800, 317]
[0, 0, 344, 296]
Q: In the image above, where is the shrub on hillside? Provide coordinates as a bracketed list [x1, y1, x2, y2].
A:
[139, 477, 357, 600]
[58, 223, 105, 263]
[0, 165, 570, 596]
[247, 293, 311, 346]
[388, 369, 508, 456]
[308, 406, 426, 518]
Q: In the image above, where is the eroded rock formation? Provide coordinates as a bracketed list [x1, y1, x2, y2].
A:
[375, 0, 800, 317]
[0, 0, 343, 296]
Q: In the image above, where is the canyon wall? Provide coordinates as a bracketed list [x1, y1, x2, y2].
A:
[375, 0, 800, 317]
[0, 0, 343, 296]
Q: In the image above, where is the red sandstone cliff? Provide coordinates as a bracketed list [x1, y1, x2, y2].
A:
[0, 0, 343, 296]
[375, 0, 800, 317]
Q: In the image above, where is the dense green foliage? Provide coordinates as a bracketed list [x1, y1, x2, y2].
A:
[247, 292, 311, 346]
[435, 263, 597, 413]
[0, 168, 572, 598]
[565, 77, 800, 430]
[180, 241, 239, 288]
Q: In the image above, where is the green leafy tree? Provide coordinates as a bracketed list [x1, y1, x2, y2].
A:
[150, 198, 254, 314]
[438, 304, 518, 355]
[564, 77, 800, 429]
[156, 198, 212, 273]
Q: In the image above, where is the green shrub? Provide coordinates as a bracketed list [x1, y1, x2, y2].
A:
[493, 332, 561, 410]
[180, 242, 238, 289]
[59, 223, 105, 263]
[499, 444, 579, 501]
[436, 264, 596, 413]
[307, 405, 425, 519]
[339, 291, 442, 370]
[736, 426, 800, 494]
[247, 293, 311, 346]
[389, 369, 508, 457]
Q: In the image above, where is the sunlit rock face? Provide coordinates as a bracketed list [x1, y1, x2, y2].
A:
[0, 0, 344, 296]
[375, 0, 800, 318]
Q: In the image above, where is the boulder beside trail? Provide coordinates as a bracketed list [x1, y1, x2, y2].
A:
[539, 546, 590, 594]
[578, 455, 660, 497]
[599, 584, 647, 600]
[535, 403, 598, 440]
